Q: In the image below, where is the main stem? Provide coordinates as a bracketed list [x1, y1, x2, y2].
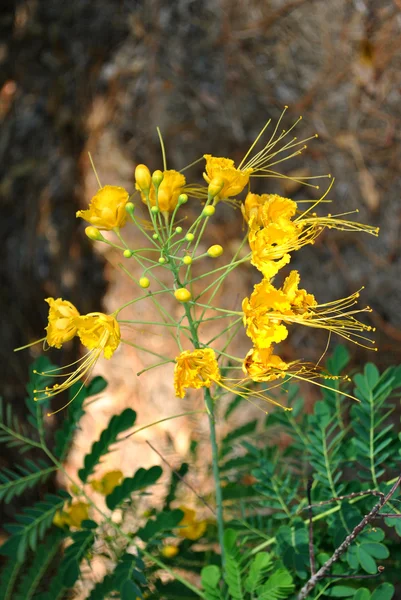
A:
[204, 387, 226, 567]
[181, 301, 226, 567]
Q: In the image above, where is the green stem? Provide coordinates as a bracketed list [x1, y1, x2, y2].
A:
[204, 387, 226, 567]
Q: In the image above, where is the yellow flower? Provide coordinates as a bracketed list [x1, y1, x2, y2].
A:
[33, 311, 120, 404]
[45, 297, 80, 349]
[161, 544, 179, 558]
[76, 185, 129, 230]
[91, 470, 123, 495]
[137, 169, 186, 213]
[53, 509, 71, 529]
[244, 192, 378, 278]
[242, 192, 297, 227]
[177, 506, 207, 540]
[68, 501, 90, 528]
[243, 271, 375, 349]
[203, 155, 252, 200]
[243, 346, 289, 382]
[75, 313, 121, 359]
[174, 348, 221, 398]
[281, 270, 316, 311]
[53, 502, 90, 529]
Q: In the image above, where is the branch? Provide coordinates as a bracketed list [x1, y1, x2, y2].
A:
[146, 440, 216, 515]
[297, 475, 401, 599]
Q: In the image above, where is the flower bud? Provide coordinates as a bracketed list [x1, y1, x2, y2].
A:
[135, 164, 152, 192]
[202, 205, 215, 217]
[152, 170, 164, 188]
[208, 177, 224, 199]
[161, 545, 179, 558]
[178, 193, 188, 205]
[185, 233, 195, 242]
[123, 249, 133, 258]
[182, 255, 192, 265]
[139, 277, 150, 288]
[85, 226, 103, 241]
[207, 244, 223, 258]
[158, 257, 166, 264]
[175, 226, 183, 233]
[153, 233, 159, 240]
[174, 288, 192, 303]
[125, 202, 135, 217]
[151, 206, 159, 214]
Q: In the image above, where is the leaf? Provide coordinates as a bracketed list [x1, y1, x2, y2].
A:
[86, 376, 108, 396]
[201, 565, 222, 600]
[0, 559, 22, 600]
[113, 553, 146, 597]
[220, 421, 257, 458]
[225, 555, 244, 600]
[0, 491, 70, 562]
[326, 345, 351, 375]
[106, 466, 162, 510]
[136, 509, 183, 542]
[361, 542, 389, 560]
[357, 545, 377, 574]
[164, 462, 189, 509]
[353, 590, 371, 600]
[78, 408, 136, 483]
[53, 383, 86, 460]
[244, 552, 273, 593]
[371, 583, 395, 600]
[325, 586, 358, 597]
[14, 528, 65, 600]
[61, 526, 96, 587]
[258, 567, 295, 599]
[0, 460, 55, 503]
[121, 579, 142, 600]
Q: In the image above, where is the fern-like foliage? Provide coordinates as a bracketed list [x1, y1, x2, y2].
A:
[0, 356, 55, 452]
[78, 408, 136, 483]
[53, 376, 107, 461]
[201, 529, 294, 600]
[0, 558, 22, 600]
[106, 465, 163, 510]
[87, 552, 146, 600]
[352, 364, 401, 484]
[0, 490, 70, 562]
[13, 528, 65, 600]
[0, 458, 55, 502]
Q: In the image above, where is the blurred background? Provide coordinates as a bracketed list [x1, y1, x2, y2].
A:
[1, 0, 401, 535]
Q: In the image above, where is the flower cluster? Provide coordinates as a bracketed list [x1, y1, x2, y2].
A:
[18, 110, 377, 412]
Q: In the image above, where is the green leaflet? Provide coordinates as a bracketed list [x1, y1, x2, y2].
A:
[136, 509, 184, 542]
[14, 528, 65, 600]
[78, 408, 136, 483]
[0, 491, 70, 562]
[0, 459, 55, 503]
[106, 465, 163, 510]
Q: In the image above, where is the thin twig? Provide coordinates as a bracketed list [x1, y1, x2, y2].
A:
[307, 477, 316, 576]
[146, 440, 216, 515]
[297, 475, 401, 599]
[302, 488, 384, 511]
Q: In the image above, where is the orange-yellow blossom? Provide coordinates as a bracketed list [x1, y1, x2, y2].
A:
[45, 297, 80, 348]
[243, 346, 289, 382]
[53, 501, 90, 529]
[174, 348, 220, 398]
[203, 155, 252, 200]
[243, 270, 374, 348]
[177, 506, 207, 540]
[76, 185, 129, 230]
[137, 169, 186, 212]
[91, 470, 123, 495]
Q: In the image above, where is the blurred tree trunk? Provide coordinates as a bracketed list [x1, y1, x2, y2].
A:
[0, 0, 128, 511]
